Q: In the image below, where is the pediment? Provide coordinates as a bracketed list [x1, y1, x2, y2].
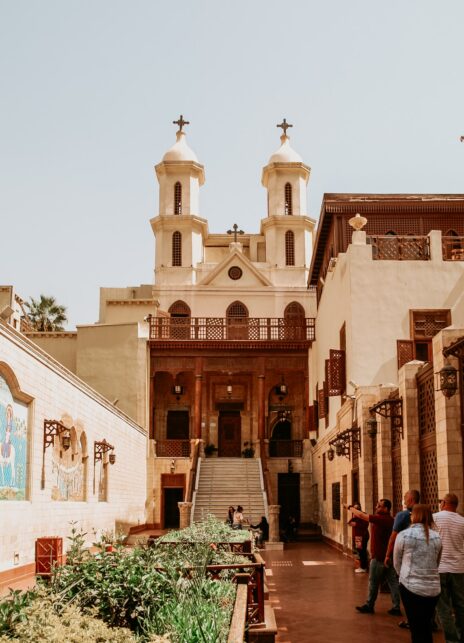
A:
[198, 250, 271, 287]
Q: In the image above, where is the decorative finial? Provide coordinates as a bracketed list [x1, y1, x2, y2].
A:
[227, 223, 245, 243]
[277, 118, 293, 137]
[348, 213, 368, 231]
[173, 114, 189, 133]
[460, 136, 464, 143]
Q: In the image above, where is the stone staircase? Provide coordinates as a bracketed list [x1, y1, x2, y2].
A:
[192, 458, 267, 524]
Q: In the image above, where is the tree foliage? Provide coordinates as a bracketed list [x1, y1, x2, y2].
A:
[24, 295, 67, 331]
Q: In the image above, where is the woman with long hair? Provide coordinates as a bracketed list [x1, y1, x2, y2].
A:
[393, 504, 442, 643]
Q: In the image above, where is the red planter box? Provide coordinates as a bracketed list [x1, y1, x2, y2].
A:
[35, 537, 63, 575]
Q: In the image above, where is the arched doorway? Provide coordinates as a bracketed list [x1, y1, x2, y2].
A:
[284, 302, 305, 340]
[169, 301, 191, 339]
[269, 418, 292, 456]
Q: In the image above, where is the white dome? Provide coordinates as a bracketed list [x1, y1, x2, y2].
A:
[268, 135, 302, 164]
[162, 131, 198, 162]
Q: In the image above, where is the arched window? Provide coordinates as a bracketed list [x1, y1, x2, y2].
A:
[284, 301, 305, 340]
[174, 182, 182, 215]
[169, 301, 191, 317]
[226, 301, 248, 340]
[169, 300, 190, 338]
[284, 183, 293, 215]
[385, 230, 397, 236]
[285, 230, 295, 266]
[172, 231, 182, 266]
[284, 302, 305, 320]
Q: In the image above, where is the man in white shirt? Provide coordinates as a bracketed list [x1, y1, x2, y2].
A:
[433, 493, 464, 643]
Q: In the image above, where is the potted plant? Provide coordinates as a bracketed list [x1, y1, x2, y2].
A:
[100, 529, 115, 552]
[241, 441, 255, 458]
[204, 443, 217, 457]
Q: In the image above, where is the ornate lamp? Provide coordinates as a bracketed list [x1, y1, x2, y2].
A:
[437, 362, 458, 398]
[94, 440, 116, 465]
[366, 414, 378, 439]
[327, 447, 335, 461]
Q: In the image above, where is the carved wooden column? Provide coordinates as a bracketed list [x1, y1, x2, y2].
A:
[258, 374, 265, 442]
[268, 504, 281, 543]
[194, 358, 203, 440]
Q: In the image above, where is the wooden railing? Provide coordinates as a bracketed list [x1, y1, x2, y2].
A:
[368, 235, 430, 260]
[156, 439, 190, 458]
[442, 236, 464, 261]
[269, 440, 303, 457]
[149, 316, 315, 342]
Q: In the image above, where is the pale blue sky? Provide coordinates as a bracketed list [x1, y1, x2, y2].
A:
[1, 1, 463, 328]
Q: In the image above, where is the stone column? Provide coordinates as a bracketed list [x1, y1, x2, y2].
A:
[258, 374, 265, 441]
[268, 504, 281, 542]
[178, 502, 192, 529]
[194, 373, 203, 439]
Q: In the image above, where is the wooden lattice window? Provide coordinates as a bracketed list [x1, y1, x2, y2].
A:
[172, 231, 182, 266]
[332, 482, 341, 520]
[417, 363, 438, 511]
[285, 230, 295, 266]
[322, 453, 327, 500]
[318, 385, 326, 418]
[169, 301, 191, 317]
[411, 309, 451, 362]
[284, 183, 293, 215]
[174, 182, 182, 215]
[397, 340, 414, 369]
[284, 301, 305, 320]
[327, 349, 346, 396]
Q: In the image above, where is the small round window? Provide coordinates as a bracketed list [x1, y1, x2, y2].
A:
[228, 266, 243, 280]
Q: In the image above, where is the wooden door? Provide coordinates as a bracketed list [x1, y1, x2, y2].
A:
[218, 412, 241, 457]
[278, 473, 300, 527]
[163, 488, 183, 528]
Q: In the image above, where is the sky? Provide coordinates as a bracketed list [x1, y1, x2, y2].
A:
[1, 0, 463, 329]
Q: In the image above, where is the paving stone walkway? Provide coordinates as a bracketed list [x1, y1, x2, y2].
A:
[261, 541, 445, 643]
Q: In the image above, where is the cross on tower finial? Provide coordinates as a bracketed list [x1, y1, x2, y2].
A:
[277, 118, 293, 136]
[227, 223, 245, 243]
[173, 114, 190, 132]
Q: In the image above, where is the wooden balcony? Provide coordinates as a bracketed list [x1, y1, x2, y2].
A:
[148, 316, 315, 345]
[368, 235, 430, 260]
[269, 440, 303, 457]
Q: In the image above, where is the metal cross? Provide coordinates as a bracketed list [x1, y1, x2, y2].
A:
[227, 223, 244, 242]
[173, 114, 190, 132]
[277, 118, 293, 136]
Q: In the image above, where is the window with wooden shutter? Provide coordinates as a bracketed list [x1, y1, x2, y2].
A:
[332, 482, 341, 520]
[172, 231, 182, 266]
[328, 349, 346, 396]
[318, 386, 326, 418]
[174, 182, 182, 215]
[397, 340, 414, 369]
[284, 183, 293, 215]
[285, 230, 295, 266]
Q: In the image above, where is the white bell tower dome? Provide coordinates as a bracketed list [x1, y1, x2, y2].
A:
[260, 119, 314, 281]
[151, 116, 208, 286]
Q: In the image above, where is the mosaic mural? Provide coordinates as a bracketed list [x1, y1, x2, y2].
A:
[0, 374, 28, 500]
[51, 439, 85, 502]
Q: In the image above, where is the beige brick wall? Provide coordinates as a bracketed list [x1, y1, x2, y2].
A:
[0, 321, 147, 573]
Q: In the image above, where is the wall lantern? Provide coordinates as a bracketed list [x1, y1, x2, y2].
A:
[437, 362, 458, 399]
[328, 427, 361, 460]
[41, 420, 73, 489]
[368, 398, 403, 439]
[172, 384, 184, 400]
[366, 414, 378, 439]
[43, 419, 72, 453]
[276, 376, 288, 399]
[327, 447, 335, 461]
[94, 439, 116, 466]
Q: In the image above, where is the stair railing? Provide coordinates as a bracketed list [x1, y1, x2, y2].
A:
[185, 438, 201, 504]
[259, 440, 274, 508]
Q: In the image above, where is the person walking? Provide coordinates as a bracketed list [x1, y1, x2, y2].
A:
[348, 503, 369, 573]
[394, 504, 442, 643]
[433, 493, 464, 643]
[384, 489, 421, 629]
[345, 499, 401, 615]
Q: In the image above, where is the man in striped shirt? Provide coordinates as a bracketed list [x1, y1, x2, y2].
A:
[433, 493, 464, 643]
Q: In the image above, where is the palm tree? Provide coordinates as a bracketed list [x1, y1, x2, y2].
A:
[24, 295, 68, 331]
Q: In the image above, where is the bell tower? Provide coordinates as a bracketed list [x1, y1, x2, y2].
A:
[151, 116, 207, 286]
[260, 119, 314, 279]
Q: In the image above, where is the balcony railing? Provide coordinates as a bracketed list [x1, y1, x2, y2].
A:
[269, 440, 303, 457]
[149, 317, 315, 342]
[156, 440, 191, 457]
[442, 236, 464, 261]
[368, 235, 430, 261]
